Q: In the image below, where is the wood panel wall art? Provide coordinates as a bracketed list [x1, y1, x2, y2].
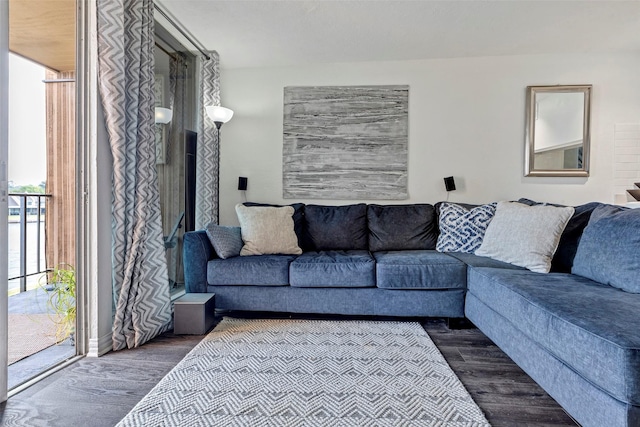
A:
[283, 85, 409, 200]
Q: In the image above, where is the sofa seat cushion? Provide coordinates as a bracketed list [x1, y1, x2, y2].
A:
[446, 252, 526, 270]
[468, 267, 640, 405]
[289, 250, 375, 288]
[207, 255, 297, 286]
[374, 250, 466, 290]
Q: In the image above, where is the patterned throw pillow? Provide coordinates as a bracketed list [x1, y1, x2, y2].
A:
[205, 223, 243, 259]
[436, 203, 497, 253]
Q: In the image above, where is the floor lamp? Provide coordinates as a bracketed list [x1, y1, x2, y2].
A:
[205, 105, 234, 223]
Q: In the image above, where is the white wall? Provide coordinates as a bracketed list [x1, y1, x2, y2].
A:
[613, 122, 640, 200]
[218, 52, 640, 226]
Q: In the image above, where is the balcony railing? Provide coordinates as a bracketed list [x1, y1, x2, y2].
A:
[8, 193, 52, 294]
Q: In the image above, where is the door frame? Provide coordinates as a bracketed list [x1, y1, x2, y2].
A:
[1, 0, 11, 403]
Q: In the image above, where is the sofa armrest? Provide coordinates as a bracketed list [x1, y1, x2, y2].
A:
[183, 230, 217, 293]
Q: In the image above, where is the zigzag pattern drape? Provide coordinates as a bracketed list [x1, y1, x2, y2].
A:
[97, 0, 172, 350]
[195, 51, 221, 229]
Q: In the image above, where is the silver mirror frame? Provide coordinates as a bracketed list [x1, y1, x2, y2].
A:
[525, 85, 592, 177]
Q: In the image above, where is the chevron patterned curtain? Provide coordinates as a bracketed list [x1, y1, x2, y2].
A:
[97, 0, 172, 350]
[195, 51, 221, 229]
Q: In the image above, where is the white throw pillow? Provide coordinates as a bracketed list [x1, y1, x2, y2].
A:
[475, 201, 574, 273]
[235, 204, 302, 256]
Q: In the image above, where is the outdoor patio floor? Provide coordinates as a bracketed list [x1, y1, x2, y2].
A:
[7, 289, 75, 390]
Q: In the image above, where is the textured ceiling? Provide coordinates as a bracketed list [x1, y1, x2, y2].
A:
[158, 0, 640, 69]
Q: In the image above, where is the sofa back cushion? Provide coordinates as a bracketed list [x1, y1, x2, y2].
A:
[367, 204, 437, 251]
[572, 205, 640, 293]
[518, 198, 603, 273]
[303, 204, 368, 251]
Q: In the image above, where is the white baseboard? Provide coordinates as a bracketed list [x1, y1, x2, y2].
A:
[88, 331, 112, 357]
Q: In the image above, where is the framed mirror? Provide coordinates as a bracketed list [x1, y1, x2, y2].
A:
[525, 85, 592, 177]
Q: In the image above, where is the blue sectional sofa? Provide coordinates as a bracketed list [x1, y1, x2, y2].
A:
[183, 200, 640, 427]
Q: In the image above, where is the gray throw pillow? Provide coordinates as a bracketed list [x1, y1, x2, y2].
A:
[572, 205, 639, 293]
[475, 201, 574, 273]
[204, 223, 243, 259]
[235, 204, 302, 256]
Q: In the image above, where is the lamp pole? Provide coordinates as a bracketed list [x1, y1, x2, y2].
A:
[205, 105, 233, 225]
[214, 121, 222, 224]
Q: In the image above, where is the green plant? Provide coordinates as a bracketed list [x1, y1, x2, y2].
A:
[39, 263, 76, 343]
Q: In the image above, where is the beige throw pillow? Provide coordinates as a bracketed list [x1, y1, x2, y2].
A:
[235, 204, 302, 256]
[475, 201, 574, 273]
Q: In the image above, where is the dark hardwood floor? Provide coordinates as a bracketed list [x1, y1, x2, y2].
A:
[0, 315, 577, 427]
[424, 320, 578, 426]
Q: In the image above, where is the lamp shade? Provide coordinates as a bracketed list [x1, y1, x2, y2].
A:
[205, 106, 234, 125]
[155, 107, 173, 124]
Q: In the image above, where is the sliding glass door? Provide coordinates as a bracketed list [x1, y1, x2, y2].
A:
[3, 0, 78, 394]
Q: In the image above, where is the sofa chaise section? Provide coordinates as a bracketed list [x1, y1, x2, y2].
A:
[465, 204, 640, 427]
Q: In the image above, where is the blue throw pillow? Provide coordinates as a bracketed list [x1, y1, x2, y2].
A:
[205, 223, 243, 259]
[572, 205, 640, 293]
[436, 202, 497, 253]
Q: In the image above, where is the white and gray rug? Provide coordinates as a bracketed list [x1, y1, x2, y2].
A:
[118, 318, 491, 426]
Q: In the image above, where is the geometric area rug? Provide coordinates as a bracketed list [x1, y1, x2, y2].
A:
[117, 318, 491, 426]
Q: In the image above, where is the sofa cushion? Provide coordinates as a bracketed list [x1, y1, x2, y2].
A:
[468, 267, 640, 405]
[374, 250, 466, 290]
[475, 201, 574, 273]
[289, 250, 375, 288]
[204, 224, 243, 259]
[207, 255, 297, 286]
[572, 205, 639, 293]
[303, 204, 368, 251]
[367, 204, 437, 251]
[445, 252, 526, 270]
[436, 202, 497, 253]
[236, 204, 302, 256]
[518, 198, 604, 273]
[243, 202, 306, 247]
